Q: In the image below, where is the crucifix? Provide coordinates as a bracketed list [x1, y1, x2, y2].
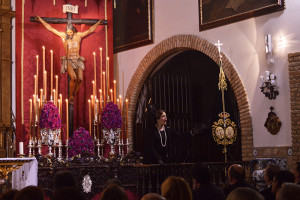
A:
[31, 4, 107, 137]
[215, 40, 223, 59]
[30, 4, 107, 25]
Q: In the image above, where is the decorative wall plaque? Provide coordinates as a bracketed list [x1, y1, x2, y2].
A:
[264, 107, 281, 135]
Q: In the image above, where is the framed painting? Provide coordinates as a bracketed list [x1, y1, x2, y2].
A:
[113, 0, 153, 53]
[199, 0, 285, 31]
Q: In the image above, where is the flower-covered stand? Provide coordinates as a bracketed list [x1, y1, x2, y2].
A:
[39, 102, 61, 157]
[101, 102, 123, 157]
[68, 127, 95, 161]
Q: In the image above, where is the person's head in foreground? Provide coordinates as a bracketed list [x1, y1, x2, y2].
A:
[100, 184, 128, 200]
[226, 187, 264, 200]
[276, 183, 300, 200]
[272, 170, 295, 195]
[141, 193, 166, 200]
[161, 176, 192, 200]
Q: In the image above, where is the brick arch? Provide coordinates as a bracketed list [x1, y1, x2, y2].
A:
[125, 35, 253, 161]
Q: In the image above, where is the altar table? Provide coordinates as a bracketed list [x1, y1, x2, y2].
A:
[0, 157, 38, 190]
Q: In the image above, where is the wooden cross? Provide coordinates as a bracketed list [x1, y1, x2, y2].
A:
[30, 4, 107, 25]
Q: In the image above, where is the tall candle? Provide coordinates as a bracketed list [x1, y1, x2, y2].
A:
[113, 80, 116, 104]
[55, 75, 58, 105]
[119, 95, 122, 115]
[53, 89, 56, 106]
[43, 71, 45, 101]
[50, 50, 53, 97]
[58, 99, 61, 116]
[37, 98, 40, 140]
[88, 99, 91, 135]
[95, 99, 98, 120]
[37, 99, 40, 122]
[126, 99, 129, 139]
[36, 55, 39, 89]
[59, 94, 62, 116]
[19, 142, 24, 155]
[103, 72, 106, 104]
[94, 99, 99, 132]
[42, 46, 45, 74]
[33, 94, 36, 125]
[110, 89, 113, 102]
[96, 99, 99, 139]
[99, 89, 102, 113]
[93, 52, 96, 91]
[29, 99, 32, 140]
[34, 75, 37, 96]
[92, 81, 96, 102]
[91, 95, 94, 119]
[117, 98, 120, 109]
[44, 71, 47, 101]
[99, 48, 103, 91]
[66, 99, 69, 141]
[40, 89, 43, 108]
[106, 57, 110, 95]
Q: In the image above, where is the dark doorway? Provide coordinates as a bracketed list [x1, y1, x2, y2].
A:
[134, 50, 241, 163]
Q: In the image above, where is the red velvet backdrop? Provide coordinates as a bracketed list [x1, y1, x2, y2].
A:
[15, 0, 113, 147]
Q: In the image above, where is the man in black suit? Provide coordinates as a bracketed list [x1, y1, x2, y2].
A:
[260, 164, 281, 200]
[224, 164, 257, 196]
[192, 164, 225, 200]
[271, 170, 295, 196]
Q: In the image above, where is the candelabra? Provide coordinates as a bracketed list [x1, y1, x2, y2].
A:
[103, 128, 121, 156]
[260, 71, 279, 100]
[41, 128, 60, 156]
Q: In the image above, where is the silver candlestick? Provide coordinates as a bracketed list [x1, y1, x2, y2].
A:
[37, 139, 42, 155]
[96, 139, 101, 158]
[126, 138, 129, 155]
[118, 139, 122, 156]
[53, 145, 57, 158]
[65, 140, 69, 160]
[33, 137, 37, 156]
[28, 139, 33, 157]
[57, 140, 63, 161]
[100, 139, 104, 158]
[121, 139, 124, 157]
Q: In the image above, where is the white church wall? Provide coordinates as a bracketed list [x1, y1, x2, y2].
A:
[114, 1, 300, 148]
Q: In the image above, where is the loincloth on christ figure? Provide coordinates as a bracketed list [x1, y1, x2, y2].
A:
[60, 56, 85, 73]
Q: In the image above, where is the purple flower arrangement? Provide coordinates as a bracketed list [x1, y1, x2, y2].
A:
[68, 127, 95, 157]
[101, 102, 122, 129]
[39, 102, 61, 129]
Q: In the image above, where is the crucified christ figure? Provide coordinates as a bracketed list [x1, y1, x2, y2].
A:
[36, 16, 101, 103]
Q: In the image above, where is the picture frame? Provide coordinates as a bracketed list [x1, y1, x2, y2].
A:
[199, 0, 285, 31]
[113, 0, 153, 53]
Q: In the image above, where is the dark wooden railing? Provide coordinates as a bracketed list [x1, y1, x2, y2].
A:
[38, 161, 251, 200]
